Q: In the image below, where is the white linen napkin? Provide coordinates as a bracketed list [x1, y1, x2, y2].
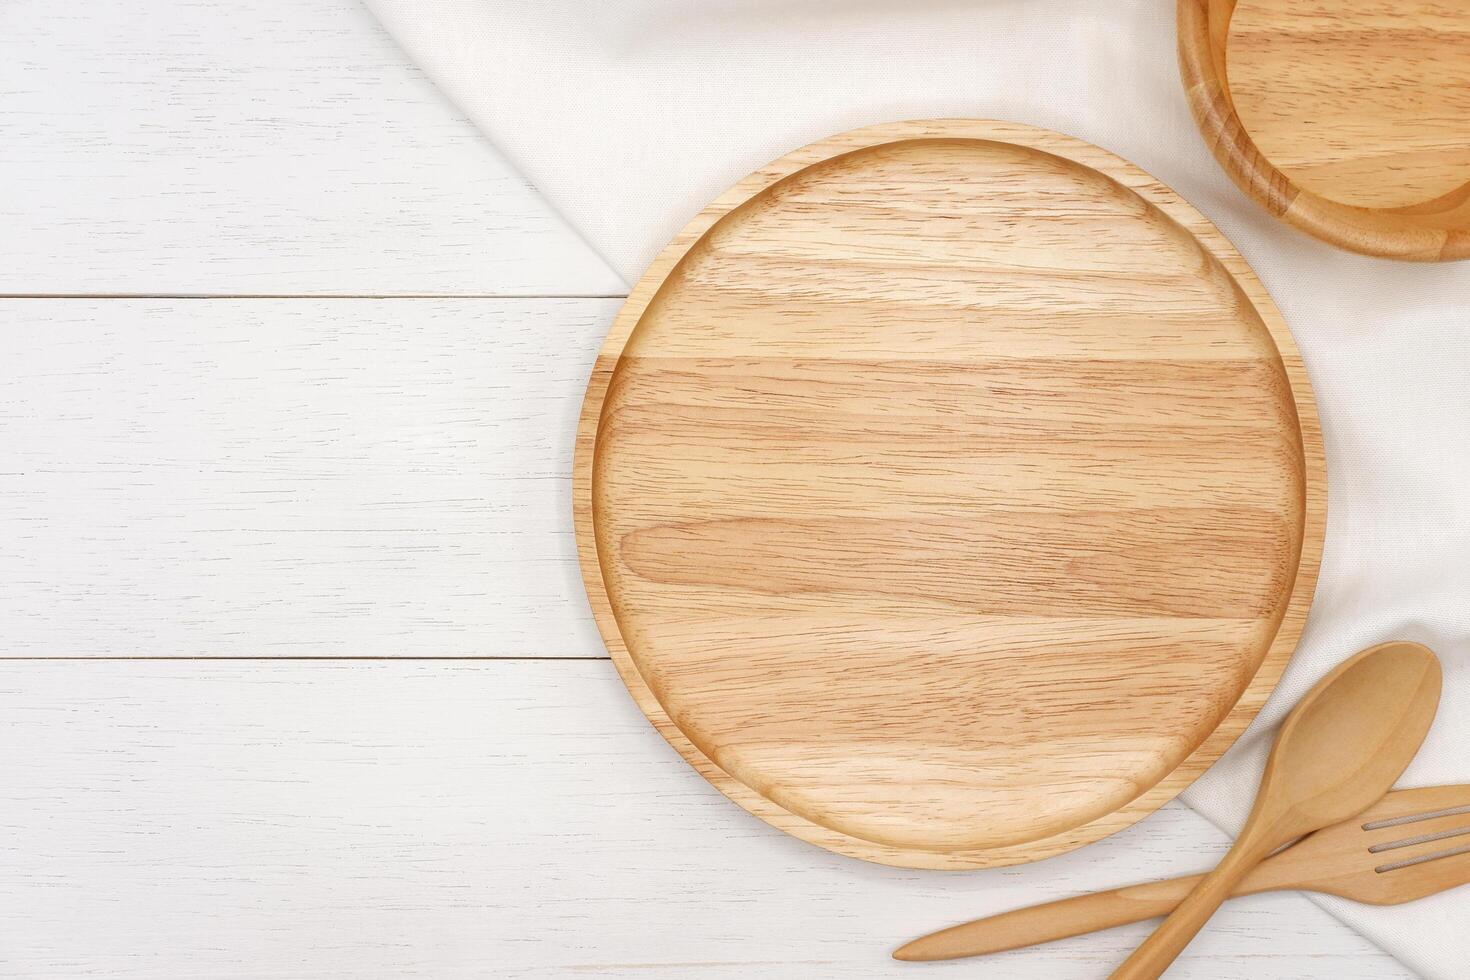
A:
[366, 1, 1470, 975]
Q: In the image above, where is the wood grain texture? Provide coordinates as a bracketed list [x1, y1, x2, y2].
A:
[898, 784, 1470, 961]
[0, 0, 623, 295]
[0, 660, 1416, 980]
[1229, 0, 1470, 211]
[1179, 0, 1470, 260]
[0, 6, 1411, 976]
[0, 298, 618, 658]
[1112, 641, 1441, 978]
[576, 120, 1326, 869]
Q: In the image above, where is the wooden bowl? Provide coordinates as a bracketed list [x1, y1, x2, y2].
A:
[1179, 0, 1470, 261]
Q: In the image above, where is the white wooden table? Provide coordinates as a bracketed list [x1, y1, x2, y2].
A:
[0, 2, 1417, 976]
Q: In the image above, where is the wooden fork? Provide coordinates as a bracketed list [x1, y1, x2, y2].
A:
[896, 785, 1470, 962]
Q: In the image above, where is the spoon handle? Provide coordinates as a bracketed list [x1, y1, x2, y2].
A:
[1109, 835, 1272, 980]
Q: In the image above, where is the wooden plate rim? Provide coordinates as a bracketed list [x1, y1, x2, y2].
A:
[573, 118, 1327, 869]
[1178, 0, 1470, 261]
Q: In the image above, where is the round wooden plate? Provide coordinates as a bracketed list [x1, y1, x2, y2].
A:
[1180, 0, 1470, 260]
[575, 120, 1325, 870]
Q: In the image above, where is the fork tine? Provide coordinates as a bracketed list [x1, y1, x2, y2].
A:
[1355, 786, 1470, 828]
[1364, 802, 1470, 833]
[1364, 807, 1470, 880]
[1369, 814, 1470, 855]
[1362, 806, 1470, 850]
[1374, 841, 1470, 875]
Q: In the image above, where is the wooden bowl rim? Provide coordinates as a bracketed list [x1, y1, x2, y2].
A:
[573, 118, 1327, 869]
[1178, 0, 1470, 261]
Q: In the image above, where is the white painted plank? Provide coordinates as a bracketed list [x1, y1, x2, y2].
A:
[0, 659, 1413, 978]
[0, 298, 617, 657]
[0, 0, 624, 296]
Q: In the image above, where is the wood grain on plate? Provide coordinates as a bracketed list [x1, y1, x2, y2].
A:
[0, 660, 1410, 980]
[575, 119, 1325, 869]
[1111, 641, 1441, 978]
[1180, 0, 1470, 260]
[0, 4, 1408, 975]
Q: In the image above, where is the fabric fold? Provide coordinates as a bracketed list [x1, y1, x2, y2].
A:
[366, 2, 1470, 975]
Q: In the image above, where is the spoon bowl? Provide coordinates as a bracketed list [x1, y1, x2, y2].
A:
[1110, 641, 1441, 979]
[895, 783, 1470, 962]
[1256, 641, 1444, 838]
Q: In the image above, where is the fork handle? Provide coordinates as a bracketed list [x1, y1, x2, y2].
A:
[896, 862, 1293, 964]
[894, 874, 1210, 961]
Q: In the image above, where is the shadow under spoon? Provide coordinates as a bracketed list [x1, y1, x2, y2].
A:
[1108, 640, 1441, 979]
[895, 783, 1470, 962]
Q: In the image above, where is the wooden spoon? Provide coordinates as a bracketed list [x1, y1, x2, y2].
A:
[1110, 641, 1441, 980]
[895, 784, 1470, 961]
